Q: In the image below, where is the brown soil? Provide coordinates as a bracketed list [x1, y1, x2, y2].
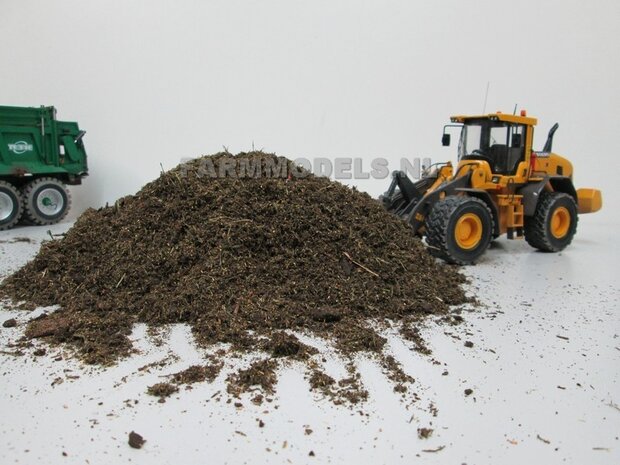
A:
[128, 431, 145, 449]
[169, 360, 223, 385]
[0, 152, 469, 404]
[227, 359, 279, 396]
[417, 427, 434, 439]
[306, 361, 369, 405]
[147, 382, 179, 398]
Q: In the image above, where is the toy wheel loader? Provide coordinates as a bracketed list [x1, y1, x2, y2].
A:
[381, 111, 602, 265]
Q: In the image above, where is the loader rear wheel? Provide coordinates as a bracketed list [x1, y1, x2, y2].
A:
[425, 196, 494, 265]
[22, 177, 71, 225]
[524, 192, 578, 252]
[0, 181, 23, 231]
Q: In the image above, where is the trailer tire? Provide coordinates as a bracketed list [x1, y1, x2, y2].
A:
[524, 192, 578, 252]
[0, 181, 23, 231]
[22, 178, 71, 225]
[425, 195, 494, 265]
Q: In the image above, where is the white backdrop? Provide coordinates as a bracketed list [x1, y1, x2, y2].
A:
[1, 0, 618, 222]
[1, 4, 619, 464]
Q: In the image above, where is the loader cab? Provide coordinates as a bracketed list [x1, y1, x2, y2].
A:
[456, 118, 526, 175]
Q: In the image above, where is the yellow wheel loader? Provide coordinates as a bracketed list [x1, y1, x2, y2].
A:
[381, 111, 602, 265]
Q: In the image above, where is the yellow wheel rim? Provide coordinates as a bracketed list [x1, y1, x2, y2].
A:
[550, 206, 571, 239]
[454, 213, 483, 250]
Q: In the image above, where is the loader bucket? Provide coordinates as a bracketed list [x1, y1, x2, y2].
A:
[380, 170, 436, 219]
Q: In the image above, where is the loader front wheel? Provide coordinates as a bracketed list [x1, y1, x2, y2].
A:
[425, 196, 494, 265]
[524, 192, 578, 252]
[22, 177, 71, 225]
[0, 181, 23, 231]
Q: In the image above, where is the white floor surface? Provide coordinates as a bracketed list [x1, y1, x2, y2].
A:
[1, 218, 618, 465]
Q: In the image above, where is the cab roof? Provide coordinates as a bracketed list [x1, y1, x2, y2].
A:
[451, 112, 537, 126]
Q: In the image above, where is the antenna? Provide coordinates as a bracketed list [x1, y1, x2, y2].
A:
[482, 82, 490, 114]
[513, 104, 518, 115]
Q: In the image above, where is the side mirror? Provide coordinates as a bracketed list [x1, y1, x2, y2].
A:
[511, 133, 522, 147]
[442, 133, 451, 146]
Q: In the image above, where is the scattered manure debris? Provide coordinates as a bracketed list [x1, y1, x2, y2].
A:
[128, 431, 146, 449]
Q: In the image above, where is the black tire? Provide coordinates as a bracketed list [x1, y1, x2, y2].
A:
[22, 177, 71, 225]
[524, 192, 578, 252]
[0, 180, 23, 231]
[425, 196, 494, 265]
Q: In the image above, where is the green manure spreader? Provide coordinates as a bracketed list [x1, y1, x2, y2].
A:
[0, 105, 88, 230]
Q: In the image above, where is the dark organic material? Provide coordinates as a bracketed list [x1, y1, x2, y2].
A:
[128, 431, 145, 449]
[0, 152, 469, 402]
[2, 318, 17, 328]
